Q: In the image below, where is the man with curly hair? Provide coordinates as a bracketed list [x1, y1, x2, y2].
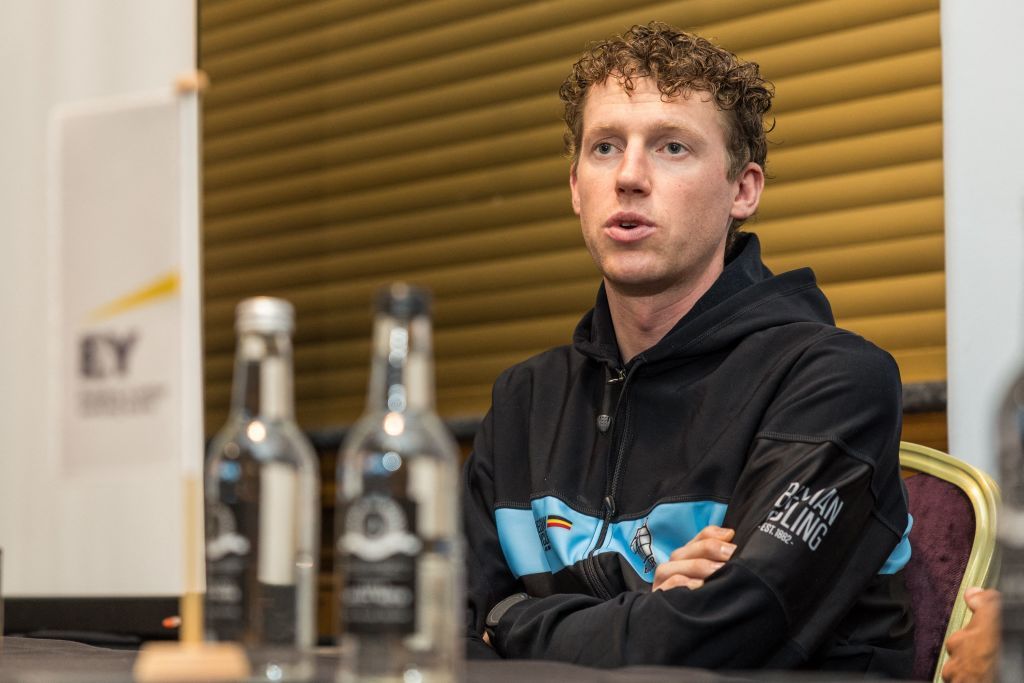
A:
[464, 23, 913, 676]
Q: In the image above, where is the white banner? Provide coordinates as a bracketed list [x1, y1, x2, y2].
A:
[50, 88, 201, 476]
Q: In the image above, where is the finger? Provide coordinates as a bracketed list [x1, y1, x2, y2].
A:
[653, 558, 724, 585]
[654, 574, 703, 592]
[964, 588, 1000, 613]
[693, 526, 735, 541]
[653, 560, 695, 590]
[651, 561, 721, 591]
[669, 538, 736, 562]
[944, 630, 965, 653]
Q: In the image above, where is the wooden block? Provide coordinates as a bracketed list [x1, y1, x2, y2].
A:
[133, 642, 249, 683]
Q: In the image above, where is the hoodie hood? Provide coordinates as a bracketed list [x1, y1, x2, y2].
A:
[572, 232, 835, 367]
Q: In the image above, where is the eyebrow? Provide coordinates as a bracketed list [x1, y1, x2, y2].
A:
[584, 121, 709, 146]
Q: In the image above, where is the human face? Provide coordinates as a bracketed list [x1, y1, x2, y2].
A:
[570, 76, 763, 298]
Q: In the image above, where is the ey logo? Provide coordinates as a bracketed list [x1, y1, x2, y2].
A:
[79, 332, 138, 379]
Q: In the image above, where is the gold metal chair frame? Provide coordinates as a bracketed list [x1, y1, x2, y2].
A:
[899, 441, 1001, 683]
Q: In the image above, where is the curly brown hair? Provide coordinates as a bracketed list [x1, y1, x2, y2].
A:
[559, 22, 774, 182]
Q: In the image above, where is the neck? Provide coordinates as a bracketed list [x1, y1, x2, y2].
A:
[230, 331, 294, 420]
[606, 260, 725, 364]
[367, 314, 436, 413]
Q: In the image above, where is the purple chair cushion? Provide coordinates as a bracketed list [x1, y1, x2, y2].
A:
[903, 472, 975, 680]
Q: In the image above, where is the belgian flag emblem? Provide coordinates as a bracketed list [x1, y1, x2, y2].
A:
[546, 515, 572, 530]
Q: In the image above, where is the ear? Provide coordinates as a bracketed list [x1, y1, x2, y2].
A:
[569, 165, 582, 216]
[729, 162, 765, 221]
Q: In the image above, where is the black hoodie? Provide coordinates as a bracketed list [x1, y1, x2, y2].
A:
[463, 233, 914, 676]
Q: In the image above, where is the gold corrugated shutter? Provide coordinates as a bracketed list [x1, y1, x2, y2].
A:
[199, 0, 944, 434]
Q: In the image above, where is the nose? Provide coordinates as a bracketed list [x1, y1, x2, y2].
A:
[616, 145, 651, 196]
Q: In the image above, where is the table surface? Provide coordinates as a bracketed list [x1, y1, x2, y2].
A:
[0, 636, 894, 683]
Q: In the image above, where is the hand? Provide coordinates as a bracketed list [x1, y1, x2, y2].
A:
[483, 631, 492, 647]
[652, 525, 736, 592]
[941, 587, 1000, 683]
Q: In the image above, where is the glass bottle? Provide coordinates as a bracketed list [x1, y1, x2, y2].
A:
[336, 284, 463, 682]
[999, 363, 1024, 680]
[205, 297, 320, 681]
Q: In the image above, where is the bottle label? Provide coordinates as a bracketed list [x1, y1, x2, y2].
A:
[205, 474, 299, 645]
[205, 500, 252, 641]
[338, 495, 421, 634]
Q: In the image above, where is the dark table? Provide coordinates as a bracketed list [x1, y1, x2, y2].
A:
[0, 637, 890, 682]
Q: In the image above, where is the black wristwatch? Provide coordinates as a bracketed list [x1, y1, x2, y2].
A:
[485, 592, 530, 642]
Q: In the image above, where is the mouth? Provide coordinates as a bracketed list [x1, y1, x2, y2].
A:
[604, 212, 655, 242]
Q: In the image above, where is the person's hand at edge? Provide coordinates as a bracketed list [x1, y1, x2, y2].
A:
[652, 526, 736, 591]
[942, 587, 1000, 683]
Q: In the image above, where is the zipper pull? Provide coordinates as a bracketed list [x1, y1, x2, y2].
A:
[607, 368, 626, 384]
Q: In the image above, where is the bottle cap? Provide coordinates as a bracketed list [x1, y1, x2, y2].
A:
[235, 297, 294, 334]
[375, 282, 431, 319]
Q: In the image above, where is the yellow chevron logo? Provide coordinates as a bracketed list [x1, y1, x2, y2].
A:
[88, 271, 180, 322]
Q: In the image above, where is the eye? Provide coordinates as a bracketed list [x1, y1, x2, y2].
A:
[595, 142, 615, 155]
[664, 141, 687, 155]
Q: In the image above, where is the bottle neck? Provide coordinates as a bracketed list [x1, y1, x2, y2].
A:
[366, 313, 436, 414]
[230, 330, 295, 420]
